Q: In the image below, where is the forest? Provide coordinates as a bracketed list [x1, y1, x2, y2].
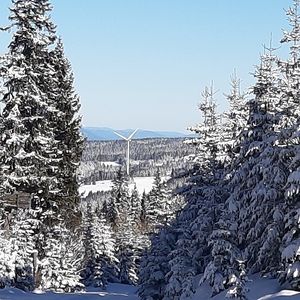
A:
[1, 0, 300, 300]
[79, 137, 195, 183]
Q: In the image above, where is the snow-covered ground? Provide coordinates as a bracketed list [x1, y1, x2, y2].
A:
[0, 284, 138, 299]
[79, 176, 169, 197]
[196, 274, 300, 299]
[1, 275, 300, 299]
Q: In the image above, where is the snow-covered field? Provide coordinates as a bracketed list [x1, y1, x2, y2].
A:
[1, 275, 300, 300]
[79, 176, 169, 196]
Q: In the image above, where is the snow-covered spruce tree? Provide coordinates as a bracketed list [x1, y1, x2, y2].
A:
[104, 167, 141, 284]
[105, 167, 130, 230]
[222, 70, 248, 157]
[0, 212, 15, 288]
[0, 0, 84, 292]
[197, 73, 250, 298]
[116, 226, 138, 285]
[222, 45, 286, 291]
[277, 0, 300, 289]
[0, 0, 58, 214]
[164, 85, 228, 299]
[139, 191, 150, 232]
[163, 224, 195, 300]
[81, 202, 118, 288]
[39, 222, 84, 292]
[129, 183, 141, 227]
[138, 225, 177, 300]
[9, 209, 40, 291]
[0, 0, 83, 229]
[146, 169, 173, 231]
[115, 193, 141, 285]
[46, 38, 84, 228]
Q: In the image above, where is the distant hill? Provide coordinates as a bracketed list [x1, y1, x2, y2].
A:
[81, 127, 196, 141]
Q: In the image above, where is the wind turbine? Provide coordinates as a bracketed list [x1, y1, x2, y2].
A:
[114, 128, 138, 176]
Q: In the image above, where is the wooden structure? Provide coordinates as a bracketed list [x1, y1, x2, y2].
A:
[0, 192, 32, 211]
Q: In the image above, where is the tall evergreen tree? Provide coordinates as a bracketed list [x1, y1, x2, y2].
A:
[39, 223, 83, 292]
[81, 202, 118, 288]
[138, 226, 176, 300]
[106, 167, 130, 230]
[47, 38, 84, 227]
[0, 0, 83, 228]
[147, 169, 172, 230]
[164, 85, 227, 299]
[10, 209, 40, 291]
[0, 0, 57, 210]
[0, 0, 84, 292]
[278, 0, 300, 290]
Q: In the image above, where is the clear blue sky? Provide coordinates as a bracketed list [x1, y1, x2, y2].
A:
[0, 1, 293, 133]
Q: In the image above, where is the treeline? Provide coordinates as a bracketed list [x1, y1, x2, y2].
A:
[138, 1, 300, 299]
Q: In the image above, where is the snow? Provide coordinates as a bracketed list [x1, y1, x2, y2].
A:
[0, 284, 138, 299]
[79, 176, 170, 196]
[102, 162, 120, 167]
[194, 274, 300, 300]
[79, 180, 113, 195]
[282, 244, 298, 260]
[1, 275, 300, 299]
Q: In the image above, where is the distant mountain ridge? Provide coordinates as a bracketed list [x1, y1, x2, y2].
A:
[81, 127, 196, 141]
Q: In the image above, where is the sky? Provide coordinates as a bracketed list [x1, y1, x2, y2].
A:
[0, 1, 293, 133]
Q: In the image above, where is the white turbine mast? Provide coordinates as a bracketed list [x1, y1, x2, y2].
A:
[114, 128, 138, 176]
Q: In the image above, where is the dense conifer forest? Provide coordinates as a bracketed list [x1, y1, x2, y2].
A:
[79, 138, 195, 183]
[2, 0, 300, 299]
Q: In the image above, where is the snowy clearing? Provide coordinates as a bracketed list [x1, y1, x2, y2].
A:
[79, 176, 170, 196]
[1, 275, 300, 300]
[0, 284, 138, 300]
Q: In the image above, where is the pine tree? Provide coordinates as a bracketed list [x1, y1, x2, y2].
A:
[138, 226, 176, 300]
[81, 202, 118, 287]
[129, 183, 141, 227]
[140, 191, 150, 232]
[277, 0, 300, 290]
[10, 209, 40, 291]
[164, 85, 227, 299]
[197, 73, 249, 298]
[0, 0, 58, 209]
[0, 0, 84, 292]
[46, 38, 84, 228]
[0, 214, 15, 288]
[104, 169, 147, 285]
[39, 223, 83, 292]
[221, 70, 248, 160]
[106, 168, 129, 230]
[147, 169, 172, 230]
[0, 0, 83, 228]
[224, 43, 286, 278]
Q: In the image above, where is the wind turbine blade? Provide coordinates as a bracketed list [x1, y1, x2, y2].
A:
[128, 128, 139, 140]
[114, 131, 128, 140]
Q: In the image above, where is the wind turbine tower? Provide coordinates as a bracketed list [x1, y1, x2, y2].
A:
[114, 128, 139, 176]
